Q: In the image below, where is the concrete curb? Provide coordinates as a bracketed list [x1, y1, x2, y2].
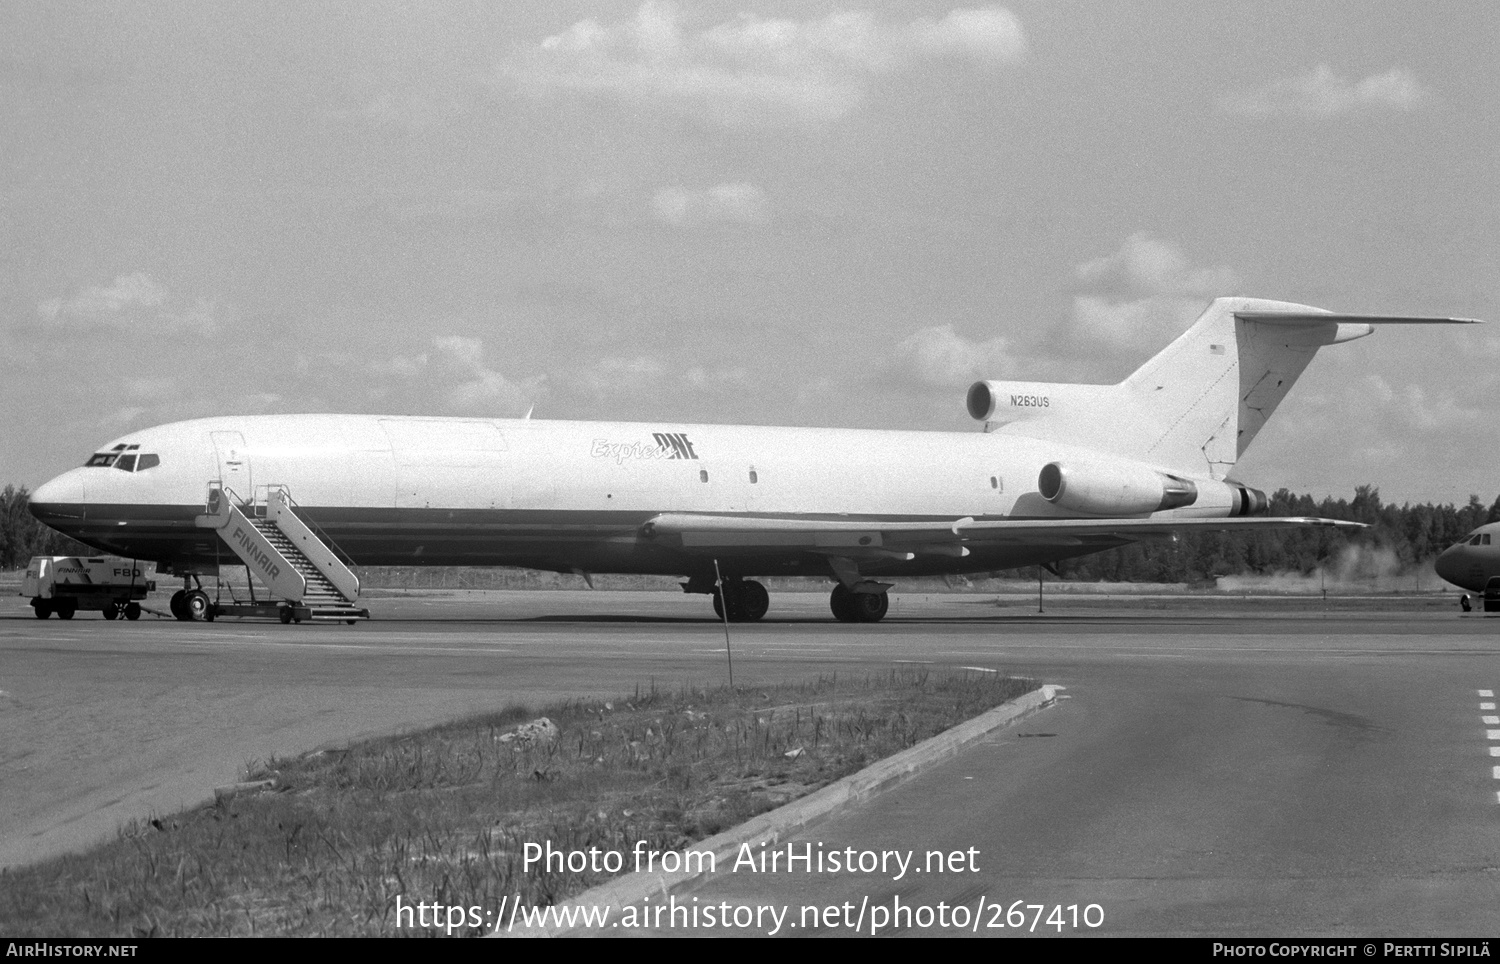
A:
[503, 682, 1060, 938]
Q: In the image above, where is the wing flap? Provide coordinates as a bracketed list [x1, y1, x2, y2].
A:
[643, 512, 1365, 555]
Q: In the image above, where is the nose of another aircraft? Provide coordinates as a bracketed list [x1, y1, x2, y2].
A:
[1433, 545, 1463, 586]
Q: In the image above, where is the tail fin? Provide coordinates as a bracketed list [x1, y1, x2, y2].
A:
[969, 297, 1479, 479]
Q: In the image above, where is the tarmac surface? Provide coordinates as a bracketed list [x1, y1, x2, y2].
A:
[2, 587, 1496, 936]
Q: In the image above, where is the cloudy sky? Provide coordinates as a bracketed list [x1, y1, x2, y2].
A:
[2, 1, 1496, 505]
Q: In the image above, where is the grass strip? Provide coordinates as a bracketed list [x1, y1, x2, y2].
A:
[1, 668, 1037, 937]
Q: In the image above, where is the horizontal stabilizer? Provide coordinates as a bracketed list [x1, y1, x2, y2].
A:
[1235, 312, 1482, 326]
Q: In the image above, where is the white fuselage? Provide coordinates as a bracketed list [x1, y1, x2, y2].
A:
[29, 414, 1243, 579]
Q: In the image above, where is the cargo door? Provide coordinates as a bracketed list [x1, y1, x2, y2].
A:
[379, 419, 510, 509]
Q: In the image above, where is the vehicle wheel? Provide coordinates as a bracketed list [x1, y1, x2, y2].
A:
[56, 602, 76, 620]
[279, 607, 293, 625]
[33, 602, 51, 619]
[184, 590, 211, 622]
[739, 580, 770, 622]
[103, 603, 119, 620]
[829, 584, 858, 623]
[124, 603, 141, 621]
[849, 591, 889, 623]
[170, 590, 190, 621]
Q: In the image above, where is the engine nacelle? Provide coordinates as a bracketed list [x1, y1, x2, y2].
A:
[1037, 460, 1199, 515]
[1226, 483, 1268, 517]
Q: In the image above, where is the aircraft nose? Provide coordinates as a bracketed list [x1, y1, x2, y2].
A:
[1433, 547, 1462, 586]
[29, 469, 87, 522]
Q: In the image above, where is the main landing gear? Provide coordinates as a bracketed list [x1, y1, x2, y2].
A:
[169, 587, 215, 622]
[829, 583, 889, 623]
[712, 578, 770, 623]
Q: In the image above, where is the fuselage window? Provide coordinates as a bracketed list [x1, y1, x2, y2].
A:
[85, 453, 118, 468]
[700, 470, 709, 483]
[114, 454, 137, 472]
[749, 469, 758, 484]
[137, 454, 160, 471]
[990, 476, 998, 489]
[1485, 535, 1493, 546]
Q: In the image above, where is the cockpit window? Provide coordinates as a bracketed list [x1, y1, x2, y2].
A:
[87, 450, 159, 471]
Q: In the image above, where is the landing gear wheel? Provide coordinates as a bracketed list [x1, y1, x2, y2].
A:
[849, 590, 889, 623]
[184, 590, 213, 622]
[830, 585, 888, 623]
[739, 580, 769, 622]
[712, 579, 770, 623]
[830, 584, 857, 623]
[103, 603, 119, 620]
[712, 586, 744, 622]
[279, 607, 293, 625]
[124, 602, 141, 621]
[170, 590, 191, 621]
[32, 601, 51, 619]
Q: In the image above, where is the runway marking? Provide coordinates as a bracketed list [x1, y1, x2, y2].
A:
[1485, 716, 1499, 726]
[1489, 730, 1500, 740]
[1484, 702, 1496, 710]
[1482, 690, 1495, 698]
[1489, 746, 1500, 757]
[1492, 767, 1500, 780]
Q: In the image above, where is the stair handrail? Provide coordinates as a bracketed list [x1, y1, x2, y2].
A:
[264, 485, 361, 601]
[263, 484, 361, 573]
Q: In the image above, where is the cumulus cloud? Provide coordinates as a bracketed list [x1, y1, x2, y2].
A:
[889, 324, 1014, 387]
[1068, 233, 1241, 351]
[499, 2, 1026, 125]
[1359, 373, 1479, 433]
[35, 273, 222, 335]
[430, 335, 542, 415]
[566, 354, 754, 409]
[370, 336, 542, 415]
[652, 182, 768, 225]
[1218, 65, 1428, 118]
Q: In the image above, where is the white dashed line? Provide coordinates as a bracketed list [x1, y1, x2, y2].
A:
[1485, 716, 1500, 726]
[1492, 767, 1500, 780]
[1489, 730, 1500, 740]
[1482, 690, 1495, 698]
[1484, 703, 1497, 710]
[1489, 747, 1500, 757]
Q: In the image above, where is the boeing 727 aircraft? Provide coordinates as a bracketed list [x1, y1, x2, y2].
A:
[27, 297, 1478, 623]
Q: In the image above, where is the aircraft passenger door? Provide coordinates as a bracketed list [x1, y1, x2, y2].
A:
[210, 431, 252, 504]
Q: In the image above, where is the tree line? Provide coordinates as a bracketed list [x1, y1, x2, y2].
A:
[3, 481, 1497, 581]
[0, 485, 92, 568]
[1040, 486, 1500, 584]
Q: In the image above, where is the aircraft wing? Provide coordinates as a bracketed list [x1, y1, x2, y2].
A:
[642, 512, 1365, 558]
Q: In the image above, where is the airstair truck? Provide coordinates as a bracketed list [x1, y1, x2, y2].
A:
[22, 556, 155, 620]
